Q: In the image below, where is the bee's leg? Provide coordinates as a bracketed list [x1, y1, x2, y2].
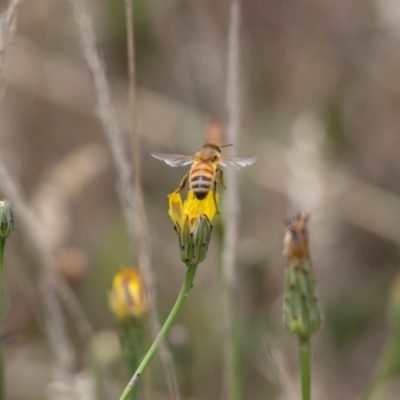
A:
[217, 168, 226, 189]
[213, 180, 220, 214]
[173, 171, 189, 194]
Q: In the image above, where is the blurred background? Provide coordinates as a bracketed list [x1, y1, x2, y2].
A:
[2, 0, 400, 398]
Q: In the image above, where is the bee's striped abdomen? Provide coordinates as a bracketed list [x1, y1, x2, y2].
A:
[190, 163, 215, 200]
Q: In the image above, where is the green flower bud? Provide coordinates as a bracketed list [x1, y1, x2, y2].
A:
[177, 213, 212, 265]
[169, 190, 216, 265]
[0, 200, 14, 239]
[282, 214, 322, 337]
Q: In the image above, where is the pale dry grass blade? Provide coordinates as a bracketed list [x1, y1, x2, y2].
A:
[40, 272, 76, 387]
[68, 0, 180, 396]
[259, 340, 298, 400]
[221, 0, 242, 399]
[124, 0, 180, 397]
[68, 0, 152, 303]
[0, 154, 94, 340]
[0, 154, 93, 398]
[33, 144, 109, 253]
[0, 0, 24, 85]
[223, 0, 241, 287]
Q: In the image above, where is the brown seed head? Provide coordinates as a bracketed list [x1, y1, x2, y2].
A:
[283, 213, 310, 259]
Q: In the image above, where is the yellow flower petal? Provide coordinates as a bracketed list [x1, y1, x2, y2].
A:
[168, 192, 184, 228]
[183, 190, 218, 223]
[109, 268, 147, 320]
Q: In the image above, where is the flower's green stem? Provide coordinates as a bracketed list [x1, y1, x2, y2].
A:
[0, 238, 6, 400]
[0, 238, 6, 319]
[298, 336, 311, 400]
[0, 238, 5, 278]
[118, 264, 198, 400]
[0, 349, 4, 400]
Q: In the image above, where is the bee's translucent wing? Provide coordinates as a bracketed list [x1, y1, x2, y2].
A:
[151, 153, 194, 167]
[220, 155, 256, 170]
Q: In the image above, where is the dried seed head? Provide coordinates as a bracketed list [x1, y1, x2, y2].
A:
[282, 213, 322, 337]
[283, 213, 309, 259]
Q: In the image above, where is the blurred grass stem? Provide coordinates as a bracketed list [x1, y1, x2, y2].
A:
[124, 0, 140, 184]
[119, 264, 198, 400]
[362, 276, 400, 400]
[0, 153, 98, 400]
[70, 0, 181, 396]
[0, 0, 24, 84]
[124, 3, 176, 398]
[362, 332, 400, 399]
[0, 154, 93, 339]
[298, 336, 311, 400]
[222, 0, 242, 399]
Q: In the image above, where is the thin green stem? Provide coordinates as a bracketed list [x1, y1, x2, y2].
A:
[118, 264, 198, 400]
[0, 238, 5, 284]
[0, 237, 6, 400]
[0, 238, 7, 319]
[298, 336, 311, 400]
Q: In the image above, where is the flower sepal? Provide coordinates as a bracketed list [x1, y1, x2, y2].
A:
[0, 201, 14, 239]
[169, 190, 217, 265]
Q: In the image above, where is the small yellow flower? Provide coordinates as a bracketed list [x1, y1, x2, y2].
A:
[168, 190, 218, 264]
[109, 268, 147, 320]
[168, 190, 218, 229]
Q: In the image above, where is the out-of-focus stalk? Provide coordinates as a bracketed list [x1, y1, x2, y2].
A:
[124, 0, 180, 394]
[222, 0, 242, 398]
[363, 271, 400, 399]
[282, 214, 322, 400]
[0, 200, 15, 400]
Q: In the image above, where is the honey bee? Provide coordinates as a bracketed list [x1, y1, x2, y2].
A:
[151, 142, 255, 214]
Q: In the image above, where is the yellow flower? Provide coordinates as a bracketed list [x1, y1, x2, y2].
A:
[168, 190, 218, 264]
[109, 268, 147, 320]
[168, 190, 218, 229]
